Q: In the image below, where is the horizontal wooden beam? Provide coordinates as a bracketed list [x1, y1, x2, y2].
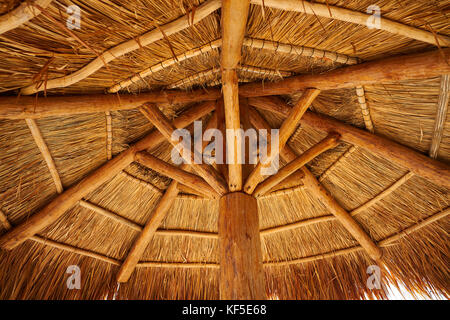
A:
[239, 48, 450, 97]
[254, 133, 340, 197]
[0, 89, 220, 119]
[0, 102, 214, 250]
[135, 151, 219, 199]
[248, 96, 450, 189]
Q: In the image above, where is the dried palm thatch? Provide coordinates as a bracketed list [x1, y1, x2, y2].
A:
[0, 0, 449, 300]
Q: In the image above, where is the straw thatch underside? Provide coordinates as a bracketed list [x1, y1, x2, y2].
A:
[0, 0, 449, 300]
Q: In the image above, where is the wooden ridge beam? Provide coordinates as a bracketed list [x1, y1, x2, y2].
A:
[247, 107, 383, 261]
[254, 133, 340, 197]
[244, 89, 320, 194]
[140, 103, 227, 195]
[0, 101, 214, 250]
[135, 151, 219, 199]
[0, 89, 221, 119]
[250, 0, 450, 47]
[248, 96, 450, 189]
[221, 0, 251, 191]
[239, 48, 450, 97]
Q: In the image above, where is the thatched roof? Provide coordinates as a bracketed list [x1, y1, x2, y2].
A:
[0, 0, 449, 300]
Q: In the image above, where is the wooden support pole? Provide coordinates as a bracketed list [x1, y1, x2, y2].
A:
[0, 102, 214, 250]
[253, 133, 340, 197]
[244, 89, 320, 194]
[239, 48, 450, 97]
[248, 96, 450, 189]
[135, 151, 219, 199]
[219, 192, 265, 300]
[221, 0, 251, 191]
[248, 108, 383, 261]
[140, 103, 228, 195]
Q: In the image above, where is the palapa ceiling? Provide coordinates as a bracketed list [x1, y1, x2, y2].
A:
[0, 0, 449, 300]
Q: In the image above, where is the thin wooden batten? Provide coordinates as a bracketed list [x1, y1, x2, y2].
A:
[248, 96, 450, 189]
[250, 0, 450, 47]
[20, 0, 222, 95]
[253, 133, 341, 197]
[429, 75, 450, 159]
[0, 0, 53, 35]
[244, 89, 320, 194]
[25, 118, 63, 193]
[2, 206, 444, 270]
[0, 101, 215, 250]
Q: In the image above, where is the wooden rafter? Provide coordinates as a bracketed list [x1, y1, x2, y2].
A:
[253, 133, 340, 197]
[168, 65, 292, 89]
[135, 151, 219, 199]
[0, 101, 215, 250]
[110, 37, 359, 93]
[20, 0, 222, 95]
[244, 89, 320, 194]
[355, 86, 375, 133]
[429, 74, 450, 159]
[140, 104, 227, 195]
[25, 118, 63, 193]
[0, 0, 53, 35]
[221, 0, 251, 191]
[239, 48, 450, 97]
[250, 0, 450, 47]
[117, 113, 218, 282]
[248, 96, 450, 189]
[247, 107, 383, 261]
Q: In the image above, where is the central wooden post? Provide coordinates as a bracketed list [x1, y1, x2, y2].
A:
[219, 192, 265, 299]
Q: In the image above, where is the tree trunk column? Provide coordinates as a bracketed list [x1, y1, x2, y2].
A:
[219, 192, 265, 299]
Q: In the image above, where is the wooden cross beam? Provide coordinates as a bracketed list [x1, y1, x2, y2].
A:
[244, 89, 320, 194]
[140, 103, 227, 195]
[117, 113, 219, 282]
[0, 101, 215, 250]
[135, 151, 219, 199]
[248, 96, 450, 189]
[253, 133, 341, 197]
[248, 107, 383, 261]
[221, 0, 251, 191]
